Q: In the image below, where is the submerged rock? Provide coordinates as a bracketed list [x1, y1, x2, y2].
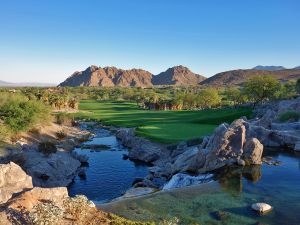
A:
[0, 162, 33, 204]
[251, 203, 272, 214]
[122, 187, 157, 198]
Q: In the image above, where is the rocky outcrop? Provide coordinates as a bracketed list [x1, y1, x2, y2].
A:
[0, 162, 33, 204]
[0, 165, 148, 225]
[116, 128, 164, 163]
[22, 150, 81, 187]
[1, 187, 147, 225]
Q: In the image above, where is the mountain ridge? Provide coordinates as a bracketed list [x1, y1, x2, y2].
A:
[200, 69, 300, 87]
[59, 65, 206, 87]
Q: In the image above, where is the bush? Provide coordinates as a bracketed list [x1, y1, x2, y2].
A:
[278, 111, 300, 122]
[0, 93, 51, 134]
[29, 201, 64, 225]
[56, 130, 66, 140]
[55, 112, 74, 126]
[38, 142, 57, 155]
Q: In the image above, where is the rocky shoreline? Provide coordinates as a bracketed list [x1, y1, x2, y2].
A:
[1, 97, 299, 223]
[0, 123, 150, 224]
[0, 123, 91, 188]
[115, 97, 300, 193]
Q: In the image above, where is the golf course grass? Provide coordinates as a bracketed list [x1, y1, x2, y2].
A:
[76, 100, 252, 143]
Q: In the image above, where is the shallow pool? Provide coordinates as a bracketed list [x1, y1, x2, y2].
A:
[100, 150, 300, 225]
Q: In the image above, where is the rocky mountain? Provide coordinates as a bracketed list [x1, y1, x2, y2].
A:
[293, 66, 300, 70]
[59, 66, 153, 87]
[200, 69, 300, 87]
[152, 65, 206, 86]
[59, 65, 206, 87]
[252, 65, 286, 71]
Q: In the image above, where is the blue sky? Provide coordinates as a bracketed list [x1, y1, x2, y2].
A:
[0, 0, 300, 83]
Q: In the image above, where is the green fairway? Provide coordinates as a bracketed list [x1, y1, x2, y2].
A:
[76, 100, 252, 143]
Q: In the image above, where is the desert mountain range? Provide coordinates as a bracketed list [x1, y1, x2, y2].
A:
[59, 65, 205, 87]
[58, 65, 300, 87]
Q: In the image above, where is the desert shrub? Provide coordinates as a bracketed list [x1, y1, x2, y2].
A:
[28, 201, 64, 225]
[278, 111, 300, 122]
[63, 195, 94, 221]
[38, 142, 57, 155]
[55, 112, 74, 126]
[0, 123, 11, 142]
[56, 130, 66, 140]
[0, 93, 51, 134]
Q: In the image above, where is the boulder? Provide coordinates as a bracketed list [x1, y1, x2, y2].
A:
[171, 147, 207, 174]
[251, 202, 272, 214]
[116, 128, 163, 163]
[163, 173, 213, 190]
[0, 162, 33, 204]
[23, 150, 81, 187]
[243, 138, 263, 165]
[202, 119, 246, 172]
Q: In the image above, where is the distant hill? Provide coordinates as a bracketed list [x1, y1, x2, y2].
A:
[252, 65, 286, 71]
[200, 69, 300, 87]
[293, 66, 300, 70]
[59, 65, 206, 87]
[152, 65, 206, 86]
[0, 80, 56, 87]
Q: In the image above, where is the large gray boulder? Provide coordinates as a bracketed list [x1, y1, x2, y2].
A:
[23, 150, 81, 187]
[0, 162, 33, 204]
[202, 119, 247, 172]
[171, 147, 207, 174]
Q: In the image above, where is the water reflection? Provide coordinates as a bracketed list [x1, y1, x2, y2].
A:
[216, 165, 262, 195]
[100, 151, 300, 225]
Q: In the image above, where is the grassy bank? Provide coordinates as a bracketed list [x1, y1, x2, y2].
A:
[76, 100, 252, 143]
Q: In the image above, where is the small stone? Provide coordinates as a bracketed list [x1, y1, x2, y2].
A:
[251, 203, 272, 214]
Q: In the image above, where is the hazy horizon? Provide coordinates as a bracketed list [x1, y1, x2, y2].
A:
[1, 0, 300, 83]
